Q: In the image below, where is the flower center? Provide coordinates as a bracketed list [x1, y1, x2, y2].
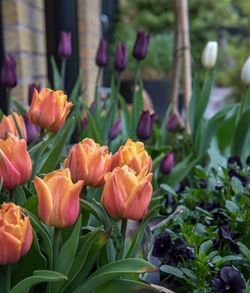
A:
[225, 285, 230, 290]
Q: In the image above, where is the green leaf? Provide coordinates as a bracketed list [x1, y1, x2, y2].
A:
[39, 117, 75, 173]
[160, 184, 178, 197]
[51, 56, 62, 89]
[24, 209, 53, 269]
[10, 270, 67, 293]
[132, 85, 143, 131]
[86, 112, 102, 144]
[51, 216, 82, 293]
[73, 258, 156, 293]
[118, 94, 131, 137]
[95, 278, 160, 293]
[160, 265, 185, 279]
[70, 71, 82, 102]
[237, 241, 250, 263]
[225, 200, 240, 215]
[126, 206, 159, 258]
[213, 255, 243, 266]
[199, 240, 213, 256]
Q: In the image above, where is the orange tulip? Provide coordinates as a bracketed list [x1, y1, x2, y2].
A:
[0, 203, 33, 265]
[64, 138, 111, 187]
[0, 112, 27, 141]
[111, 138, 152, 176]
[28, 88, 73, 132]
[101, 165, 153, 220]
[0, 133, 32, 190]
[34, 168, 84, 227]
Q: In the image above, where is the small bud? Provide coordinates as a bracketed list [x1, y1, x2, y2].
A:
[58, 31, 72, 59]
[241, 56, 250, 85]
[201, 41, 218, 69]
[133, 31, 150, 61]
[160, 153, 174, 175]
[0, 55, 17, 88]
[114, 43, 128, 72]
[81, 116, 88, 130]
[109, 118, 122, 140]
[136, 111, 156, 141]
[96, 39, 108, 67]
[166, 113, 180, 132]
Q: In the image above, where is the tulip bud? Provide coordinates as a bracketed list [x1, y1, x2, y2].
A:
[114, 42, 128, 72]
[81, 116, 88, 131]
[0, 55, 17, 88]
[241, 56, 250, 85]
[0, 203, 33, 265]
[160, 153, 174, 175]
[133, 31, 150, 61]
[136, 111, 156, 141]
[58, 31, 72, 59]
[0, 134, 32, 189]
[0, 112, 27, 141]
[166, 113, 180, 132]
[28, 88, 73, 132]
[28, 83, 41, 106]
[34, 169, 84, 227]
[64, 138, 111, 187]
[95, 39, 108, 67]
[201, 41, 218, 69]
[23, 115, 40, 144]
[109, 117, 122, 140]
[101, 165, 153, 220]
[111, 138, 152, 176]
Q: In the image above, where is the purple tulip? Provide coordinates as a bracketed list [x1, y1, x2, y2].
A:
[114, 43, 128, 72]
[95, 39, 108, 67]
[136, 111, 156, 141]
[166, 113, 180, 132]
[28, 83, 41, 106]
[58, 31, 72, 59]
[109, 117, 122, 140]
[133, 31, 150, 61]
[24, 115, 40, 144]
[160, 153, 174, 175]
[0, 55, 17, 88]
[81, 116, 88, 130]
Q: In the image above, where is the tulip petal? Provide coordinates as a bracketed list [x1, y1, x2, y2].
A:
[123, 180, 152, 220]
[34, 176, 53, 225]
[0, 229, 21, 264]
[60, 180, 83, 227]
[43, 168, 71, 183]
[20, 219, 33, 256]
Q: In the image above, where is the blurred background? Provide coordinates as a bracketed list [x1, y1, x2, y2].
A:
[0, 0, 250, 112]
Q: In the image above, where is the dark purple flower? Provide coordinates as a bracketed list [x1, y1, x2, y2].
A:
[201, 201, 220, 212]
[133, 31, 150, 60]
[136, 111, 156, 141]
[246, 156, 250, 166]
[109, 117, 122, 140]
[58, 31, 72, 59]
[174, 238, 195, 261]
[23, 115, 40, 144]
[199, 179, 208, 189]
[95, 39, 108, 67]
[166, 113, 180, 132]
[114, 43, 128, 72]
[160, 153, 174, 175]
[0, 55, 17, 88]
[228, 170, 248, 187]
[152, 231, 172, 259]
[217, 225, 239, 254]
[211, 266, 245, 293]
[227, 156, 242, 170]
[28, 83, 41, 106]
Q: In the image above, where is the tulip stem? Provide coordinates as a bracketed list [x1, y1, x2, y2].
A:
[116, 219, 127, 260]
[6, 88, 11, 115]
[53, 228, 61, 267]
[61, 58, 66, 90]
[11, 112, 23, 139]
[9, 189, 15, 203]
[94, 68, 102, 119]
[4, 264, 11, 293]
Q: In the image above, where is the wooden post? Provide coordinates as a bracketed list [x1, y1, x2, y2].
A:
[179, 0, 192, 130]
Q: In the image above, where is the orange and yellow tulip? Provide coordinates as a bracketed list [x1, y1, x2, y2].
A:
[111, 138, 152, 176]
[101, 165, 153, 220]
[0, 134, 32, 190]
[28, 88, 73, 132]
[0, 112, 27, 141]
[0, 203, 33, 265]
[34, 168, 84, 227]
[64, 138, 111, 187]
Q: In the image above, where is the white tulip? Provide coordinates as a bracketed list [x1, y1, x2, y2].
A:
[241, 56, 250, 85]
[201, 41, 218, 69]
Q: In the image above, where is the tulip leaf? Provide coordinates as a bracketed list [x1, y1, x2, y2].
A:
[10, 270, 67, 293]
[72, 258, 157, 293]
[126, 205, 159, 258]
[95, 278, 160, 293]
[39, 117, 75, 174]
[69, 71, 82, 103]
[51, 56, 62, 89]
[118, 94, 131, 137]
[160, 265, 185, 279]
[24, 209, 53, 270]
[86, 112, 102, 144]
[51, 216, 82, 293]
[132, 82, 144, 131]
